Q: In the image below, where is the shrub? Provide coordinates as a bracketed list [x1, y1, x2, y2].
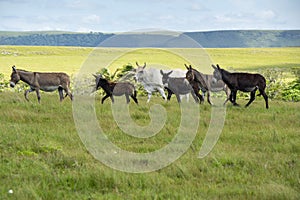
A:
[261, 68, 286, 100]
[282, 68, 300, 102]
[0, 73, 10, 92]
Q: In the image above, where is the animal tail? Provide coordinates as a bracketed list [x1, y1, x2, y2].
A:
[133, 89, 137, 98]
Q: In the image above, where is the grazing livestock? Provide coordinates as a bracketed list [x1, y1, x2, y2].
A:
[185, 64, 230, 105]
[212, 64, 269, 109]
[9, 66, 73, 103]
[134, 62, 188, 102]
[94, 74, 138, 104]
[160, 70, 199, 103]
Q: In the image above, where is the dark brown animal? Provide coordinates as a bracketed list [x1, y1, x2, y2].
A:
[94, 74, 138, 104]
[185, 64, 230, 105]
[10, 66, 73, 103]
[212, 64, 269, 109]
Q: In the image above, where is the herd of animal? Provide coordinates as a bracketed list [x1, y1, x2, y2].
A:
[9, 62, 269, 109]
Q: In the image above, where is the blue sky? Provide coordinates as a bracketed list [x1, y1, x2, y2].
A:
[0, 0, 299, 32]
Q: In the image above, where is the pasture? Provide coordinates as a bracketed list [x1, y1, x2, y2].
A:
[0, 46, 300, 199]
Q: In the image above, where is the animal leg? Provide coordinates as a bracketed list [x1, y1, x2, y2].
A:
[63, 88, 73, 101]
[35, 89, 41, 103]
[197, 92, 204, 103]
[166, 88, 173, 101]
[101, 94, 110, 104]
[147, 93, 152, 103]
[58, 88, 64, 102]
[259, 89, 269, 109]
[131, 94, 138, 104]
[66, 90, 73, 101]
[191, 91, 199, 103]
[207, 91, 212, 105]
[231, 91, 239, 106]
[191, 84, 203, 103]
[130, 90, 138, 104]
[223, 87, 231, 105]
[110, 95, 115, 103]
[125, 94, 130, 104]
[157, 87, 167, 101]
[24, 88, 34, 101]
[175, 94, 181, 103]
[223, 97, 230, 105]
[245, 89, 257, 107]
[185, 94, 190, 102]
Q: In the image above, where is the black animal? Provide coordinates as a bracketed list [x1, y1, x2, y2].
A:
[160, 70, 200, 103]
[185, 64, 230, 105]
[212, 64, 269, 109]
[94, 74, 138, 104]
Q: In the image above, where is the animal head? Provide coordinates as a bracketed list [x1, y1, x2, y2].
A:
[93, 74, 105, 90]
[211, 64, 222, 83]
[10, 65, 20, 88]
[135, 62, 146, 82]
[160, 70, 173, 85]
[184, 64, 194, 82]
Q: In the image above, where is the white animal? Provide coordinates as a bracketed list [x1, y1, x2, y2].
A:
[134, 62, 188, 103]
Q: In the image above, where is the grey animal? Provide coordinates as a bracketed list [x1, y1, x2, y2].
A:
[160, 70, 199, 103]
[10, 65, 73, 103]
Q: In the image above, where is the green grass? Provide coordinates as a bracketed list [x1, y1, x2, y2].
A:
[0, 92, 299, 199]
[1, 46, 299, 78]
[0, 46, 300, 199]
[206, 48, 300, 70]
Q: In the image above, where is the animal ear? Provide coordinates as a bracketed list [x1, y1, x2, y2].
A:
[143, 62, 146, 69]
[136, 62, 139, 67]
[216, 64, 220, 70]
[160, 70, 164, 75]
[12, 65, 16, 72]
[167, 70, 173, 76]
[211, 64, 217, 70]
[189, 65, 192, 70]
[184, 64, 189, 70]
[92, 74, 98, 78]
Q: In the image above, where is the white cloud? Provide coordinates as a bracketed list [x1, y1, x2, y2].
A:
[82, 14, 101, 24]
[256, 10, 276, 20]
[189, 2, 209, 11]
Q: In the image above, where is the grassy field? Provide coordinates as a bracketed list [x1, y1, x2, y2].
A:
[0, 46, 300, 199]
[0, 93, 299, 199]
[1, 46, 300, 77]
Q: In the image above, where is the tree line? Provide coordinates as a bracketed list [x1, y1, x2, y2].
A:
[0, 30, 299, 47]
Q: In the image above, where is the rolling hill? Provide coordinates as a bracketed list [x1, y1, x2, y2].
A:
[0, 30, 299, 48]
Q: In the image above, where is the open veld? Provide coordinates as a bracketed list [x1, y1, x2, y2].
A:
[1, 46, 299, 76]
[0, 46, 299, 199]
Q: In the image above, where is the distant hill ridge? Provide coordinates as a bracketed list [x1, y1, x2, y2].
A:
[0, 30, 299, 47]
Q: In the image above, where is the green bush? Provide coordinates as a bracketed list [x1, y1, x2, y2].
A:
[282, 68, 300, 102]
[261, 68, 286, 99]
[0, 73, 10, 92]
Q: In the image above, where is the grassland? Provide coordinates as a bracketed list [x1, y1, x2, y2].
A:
[0, 46, 300, 199]
[0, 93, 299, 199]
[1, 46, 299, 77]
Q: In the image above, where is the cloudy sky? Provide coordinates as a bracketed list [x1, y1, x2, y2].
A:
[0, 0, 299, 32]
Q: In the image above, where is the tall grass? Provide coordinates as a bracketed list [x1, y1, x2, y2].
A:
[0, 92, 299, 199]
